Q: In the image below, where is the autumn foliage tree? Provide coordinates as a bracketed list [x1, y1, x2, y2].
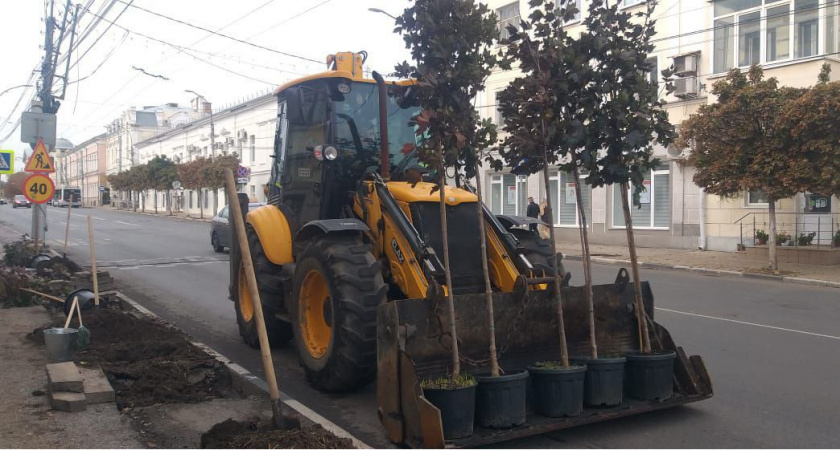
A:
[176, 157, 209, 218]
[3, 172, 28, 198]
[679, 66, 803, 272]
[203, 154, 240, 214]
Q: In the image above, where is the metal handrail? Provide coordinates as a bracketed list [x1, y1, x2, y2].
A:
[734, 211, 840, 249]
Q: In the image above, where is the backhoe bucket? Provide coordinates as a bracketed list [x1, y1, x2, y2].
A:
[377, 270, 713, 448]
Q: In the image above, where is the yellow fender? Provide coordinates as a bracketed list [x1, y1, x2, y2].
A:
[246, 205, 294, 266]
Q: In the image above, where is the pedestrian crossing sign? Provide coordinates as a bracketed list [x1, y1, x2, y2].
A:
[24, 139, 54, 173]
[0, 150, 12, 174]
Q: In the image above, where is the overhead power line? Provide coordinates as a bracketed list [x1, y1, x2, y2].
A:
[113, 0, 322, 64]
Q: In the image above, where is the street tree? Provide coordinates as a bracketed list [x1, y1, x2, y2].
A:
[127, 165, 150, 213]
[147, 156, 178, 215]
[395, 0, 500, 378]
[203, 154, 239, 214]
[495, 0, 585, 366]
[3, 172, 28, 198]
[781, 64, 840, 198]
[585, 0, 674, 353]
[176, 157, 209, 218]
[678, 66, 802, 272]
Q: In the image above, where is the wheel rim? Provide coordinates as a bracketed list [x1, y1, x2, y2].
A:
[238, 261, 254, 321]
[212, 233, 218, 248]
[299, 269, 332, 359]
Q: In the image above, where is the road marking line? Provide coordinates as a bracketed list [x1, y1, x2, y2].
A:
[115, 220, 139, 226]
[71, 213, 105, 221]
[655, 307, 840, 341]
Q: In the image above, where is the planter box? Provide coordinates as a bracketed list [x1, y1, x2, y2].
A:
[744, 246, 840, 265]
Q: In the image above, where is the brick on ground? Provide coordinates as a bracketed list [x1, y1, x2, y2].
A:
[80, 367, 116, 404]
[50, 391, 87, 412]
[46, 361, 84, 393]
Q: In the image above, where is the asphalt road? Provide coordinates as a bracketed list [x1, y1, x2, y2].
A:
[2, 204, 839, 448]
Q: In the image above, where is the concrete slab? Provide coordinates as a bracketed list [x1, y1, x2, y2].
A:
[80, 367, 115, 404]
[46, 361, 84, 393]
[50, 391, 87, 412]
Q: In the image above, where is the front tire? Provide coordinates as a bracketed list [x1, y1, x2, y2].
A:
[511, 228, 566, 279]
[292, 235, 386, 392]
[233, 225, 293, 348]
[211, 232, 224, 253]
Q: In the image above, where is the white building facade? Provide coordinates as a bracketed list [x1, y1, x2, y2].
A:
[479, 0, 840, 251]
[134, 93, 277, 217]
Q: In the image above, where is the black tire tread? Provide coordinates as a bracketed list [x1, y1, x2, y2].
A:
[510, 228, 565, 278]
[293, 236, 386, 392]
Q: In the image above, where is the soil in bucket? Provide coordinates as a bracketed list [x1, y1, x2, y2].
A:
[577, 356, 626, 407]
[527, 362, 587, 418]
[474, 369, 529, 428]
[624, 351, 677, 401]
[421, 374, 477, 440]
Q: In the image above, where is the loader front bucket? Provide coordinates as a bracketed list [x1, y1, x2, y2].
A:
[377, 271, 713, 448]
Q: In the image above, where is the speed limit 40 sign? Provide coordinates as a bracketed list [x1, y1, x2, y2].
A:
[23, 173, 55, 204]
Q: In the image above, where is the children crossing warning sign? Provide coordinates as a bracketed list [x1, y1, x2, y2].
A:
[24, 139, 54, 173]
[0, 150, 13, 175]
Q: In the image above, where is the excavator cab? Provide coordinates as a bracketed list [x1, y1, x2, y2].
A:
[230, 51, 712, 448]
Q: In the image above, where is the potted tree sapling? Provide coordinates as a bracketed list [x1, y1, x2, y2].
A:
[495, 0, 587, 418]
[395, 0, 513, 437]
[755, 230, 769, 246]
[586, 0, 675, 402]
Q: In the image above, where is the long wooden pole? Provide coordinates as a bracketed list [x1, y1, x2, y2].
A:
[438, 159, 460, 376]
[572, 164, 598, 360]
[63, 204, 72, 257]
[87, 215, 100, 307]
[224, 169, 298, 430]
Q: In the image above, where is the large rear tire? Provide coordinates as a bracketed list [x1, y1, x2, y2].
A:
[233, 224, 293, 348]
[292, 235, 386, 392]
[510, 228, 566, 279]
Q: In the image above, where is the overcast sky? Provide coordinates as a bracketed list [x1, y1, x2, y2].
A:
[0, 0, 412, 170]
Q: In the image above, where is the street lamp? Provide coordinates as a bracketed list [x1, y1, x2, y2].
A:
[185, 90, 216, 156]
[368, 7, 397, 19]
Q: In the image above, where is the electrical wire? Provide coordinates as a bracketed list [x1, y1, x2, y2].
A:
[113, 0, 322, 64]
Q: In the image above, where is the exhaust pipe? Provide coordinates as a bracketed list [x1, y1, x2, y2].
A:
[372, 71, 391, 180]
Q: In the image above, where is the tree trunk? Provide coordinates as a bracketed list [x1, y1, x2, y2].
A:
[474, 162, 499, 377]
[438, 159, 460, 377]
[769, 200, 778, 272]
[198, 189, 203, 217]
[132, 190, 137, 212]
[154, 190, 158, 214]
[167, 190, 172, 216]
[620, 183, 651, 354]
[540, 157, 570, 368]
[572, 164, 597, 360]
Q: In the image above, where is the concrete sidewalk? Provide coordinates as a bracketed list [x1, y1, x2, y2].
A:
[556, 240, 840, 288]
[93, 205, 212, 223]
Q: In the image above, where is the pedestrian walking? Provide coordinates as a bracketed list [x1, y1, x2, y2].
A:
[526, 196, 540, 232]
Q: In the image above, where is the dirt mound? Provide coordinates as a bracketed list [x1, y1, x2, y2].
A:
[200, 418, 353, 449]
[76, 308, 229, 408]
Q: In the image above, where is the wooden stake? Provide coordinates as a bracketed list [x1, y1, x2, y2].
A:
[63, 204, 72, 257]
[473, 161, 499, 377]
[438, 159, 460, 376]
[87, 215, 100, 307]
[224, 169, 299, 430]
[573, 164, 598, 360]
[620, 183, 650, 353]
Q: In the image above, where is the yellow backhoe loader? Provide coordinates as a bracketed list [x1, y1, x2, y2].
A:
[229, 51, 712, 448]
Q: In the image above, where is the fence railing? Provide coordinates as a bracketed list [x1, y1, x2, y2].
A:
[734, 212, 840, 249]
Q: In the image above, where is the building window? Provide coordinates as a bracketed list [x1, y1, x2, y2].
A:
[250, 135, 256, 163]
[795, 0, 818, 58]
[714, 0, 836, 73]
[621, 0, 647, 7]
[489, 173, 528, 216]
[189, 192, 194, 209]
[497, 2, 520, 41]
[549, 171, 592, 226]
[494, 91, 504, 126]
[645, 56, 658, 86]
[249, 185, 256, 199]
[612, 167, 670, 229]
[747, 189, 769, 205]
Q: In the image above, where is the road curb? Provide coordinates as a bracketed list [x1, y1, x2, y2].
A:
[94, 207, 212, 223]
[113, 291, 371, 449]
[563, 254, 838, 289]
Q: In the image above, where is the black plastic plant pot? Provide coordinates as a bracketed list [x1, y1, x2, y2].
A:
[625, 351, 677, 401]
[474, 369, 529, 428]
[577, 356, 626, 407]
[527, 363, 587, 418]
[422, 384, 476, 440]
[63, 288, 97, 316]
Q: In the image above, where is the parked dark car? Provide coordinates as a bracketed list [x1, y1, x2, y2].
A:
[0, 197, 7, 205]
[210, 203, 264, 252]
[12, 195, 31, 208]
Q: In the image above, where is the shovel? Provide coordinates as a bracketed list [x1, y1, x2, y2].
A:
[64, 296, 90, 348]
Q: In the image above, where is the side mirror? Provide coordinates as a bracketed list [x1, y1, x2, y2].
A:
[285, 87, 307, 126]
